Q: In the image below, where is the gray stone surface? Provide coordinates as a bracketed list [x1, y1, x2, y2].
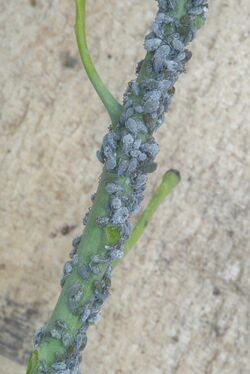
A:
[0, 0, 249, 373]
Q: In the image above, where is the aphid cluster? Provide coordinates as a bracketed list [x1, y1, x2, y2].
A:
[33, 1, 208, 372]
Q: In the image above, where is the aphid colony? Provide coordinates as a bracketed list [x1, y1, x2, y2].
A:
[33, 1, 208, 373]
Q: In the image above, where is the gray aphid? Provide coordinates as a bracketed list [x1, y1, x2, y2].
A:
[96, 149, 104, 164]
[78, 264, 91, 280]
[112, 207, 129, 225]
[122, 133, 134, 154]
[64, 261, 73, 275]
[33, 327, 44, 347]
[72, 254, 79, 265]
[50, 328, 62, 340]
[134, 105, 144, 113]
[130, 81, 140, 96]
[105, 155, 117, 171]
[143, 90, 162, 113]
[125, 107, 134, 120]
[89, 262, 101, 275]
[117, 159, 129, 176]
[158, 79, 172, 91]
[62, 332, 72, 348]
[82, 212, 89, 226]
[153, 45, 171, 73]
[165, 60, 180, 72]
[127, 158, 138, 174]
[172, 38, 184, 51]
[144, 37, 162, 51]
[69, 247, 77, 259]
[80, 304, 91, 323]
[55, 319, 68, 331]
[111, 197, 122, 210]
[96, 216, 110, 227]
[141, 142, 160, 158]
[88, 313, 101, 325]
[188, 6, 207, 16]
[105, 183, 123, 194]
[51, 362, 67, 371]
[72, 236, 81, 248]
[108, 248, 124, 260]
[75, 329, 87, 352]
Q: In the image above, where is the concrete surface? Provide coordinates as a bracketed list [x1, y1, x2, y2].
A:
[0, 0, 249, 373]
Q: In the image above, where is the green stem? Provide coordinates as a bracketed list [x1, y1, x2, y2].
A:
[112, 170, 181, 268]
[75, 0, 122, 125]
[126, 170, 180, 252]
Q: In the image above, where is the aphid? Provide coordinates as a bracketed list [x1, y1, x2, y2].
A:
[144, 37, 162, 51]
[55, 319, 68, 331]
[33, 327, 44, 347]
[153, 45, 171, 73]
[105, 154, 117, 171]
[175, 51, 186, 62]
[125, 107, 134, 120]
[130, 149, 147, 162]
[68, 284, 83, 314]
[69, 246, 77, 259]
[51, 362, 67, 371]
[165, 60, 180, 73]
[96, 216, 110, 227]
[75, 329, 87, 352]
[117, 159, 129, 176]
[80, 304, 91, 323]
[78, 264, 91, 280]
[82, 212, 89, 226]
[108, 248, 124, 261]
[143, 90, 162, 113]
[72, 254, 79, 265]
[88, 261, 101, 275]
[50, 328, 62, 340]
[112, 207, 129, 225]
[111, 197, 122, 210]
[134, 105, 144, 114]
[123, 98, 133, 110]
[62, 332, 72, 348]
[87, 312, 101, 325]
[188, 5, 207, 16]
[172, 37, 184, 51]
[130, 81, 140, 96]
[64, 261, 73, 275]
[91, 193, 96, 202]
[105, 183, 123, 194]
[122, 133, 134, 154]
[127, 157, 138, 174]
[120, 221, 133, 240]
[90, 255, 109, 264]
[133, 174, 148, 189]
[96, 149, 104, 164]
[141, 142, 160, 158]
[72, 236, 81, 248]
[103, 132, 118, 150]
[136, 59, 144, 74]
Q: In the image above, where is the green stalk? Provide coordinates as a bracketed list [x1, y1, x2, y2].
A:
[75, 0, 122, 125]
[26, 1, 207, 372]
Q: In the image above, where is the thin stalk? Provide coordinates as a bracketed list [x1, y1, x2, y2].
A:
[75, 0, 122, 125]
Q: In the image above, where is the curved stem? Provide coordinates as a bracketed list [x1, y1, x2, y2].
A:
[75, 0, 122, 126]
[112, 169, 181, 268]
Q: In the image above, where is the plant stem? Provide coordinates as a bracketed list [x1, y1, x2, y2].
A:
[26, 1, 208, 372]
[114, 169, 181, 267]
[75, 0, 122, 125]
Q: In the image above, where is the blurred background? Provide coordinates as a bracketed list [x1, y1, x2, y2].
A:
[0, 1, 249, 373]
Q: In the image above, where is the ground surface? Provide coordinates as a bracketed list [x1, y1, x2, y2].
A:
[0, 1, 249, 373]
